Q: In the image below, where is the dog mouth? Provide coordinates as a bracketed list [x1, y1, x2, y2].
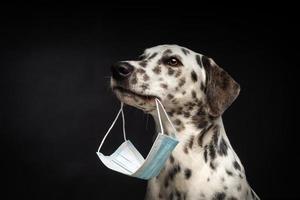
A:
[112, 86, 159, 102]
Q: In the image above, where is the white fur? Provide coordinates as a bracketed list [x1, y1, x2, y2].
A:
[111, 45, 260, 200]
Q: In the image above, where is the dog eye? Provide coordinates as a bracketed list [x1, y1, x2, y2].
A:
[167, 57, 181, 67]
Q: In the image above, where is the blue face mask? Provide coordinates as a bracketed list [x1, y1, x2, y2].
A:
[96, 99, 179, 180]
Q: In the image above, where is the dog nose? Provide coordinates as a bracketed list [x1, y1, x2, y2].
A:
[111, 62, 134, 81]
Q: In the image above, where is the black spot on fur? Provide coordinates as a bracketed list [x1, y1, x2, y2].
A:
[226, 170, 233, 176]
[183, 192, 187, 199]
[163, 49, 172, 55]
[167, 111, 174, 117]
[212, 125, 220, 144]
[160, 83, 168, 89]
[148, 52, 158, 60]
[175, 189, 181, 199]
[181, 48, 190, 55]
[167, 94, 174, 99]
[136, 68, 145, 74]
[130, 73, 138, 84]
[164, 178, 169, 188]
[207, 178, 210, 182]
[210, 162, 216, 170]
[233, 161, 241, 171]
[176, 107, 182, 115]
[178, 77, 186, 87]
[169, 154, 174, 164]
[183, 146, 188, 154]
[187, 103, 197, 112]
[174, 119, 182, 125]
[227, 197, 238, 200]
[168, 67, 175, 75]
[168, 164, 181, 180]
[237, 184, 242, 191]
[196, 54, 202, 68]
[140, 83, 149, 90]
[200, 82, 205, 91]
[188, 136, 194, 149]
[183, 111, 190, 118]
[158, 193, 163, 199]
[184, 168, 192, 179]
[139, 60, 147, 68]
[192, 105, 210, 129]
[204, 146, 208, 163]
[175, 69, 182, 77]
[191, 70, 197, 82]
[143, 74, 149, 81]
[180, 80, 188, 89]
[191, 90, 197, 99]
[209, 143, 216, 160]
[183, 109, 191, 117]
[218, 137, 228, 156]
[212, 192, 226, 200]
[198, 124, 214, 147]
[153, 66, 161, 74]
[168, 192, 173, 200]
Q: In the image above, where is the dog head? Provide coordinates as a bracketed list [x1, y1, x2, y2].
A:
[111, 45, 240, 117]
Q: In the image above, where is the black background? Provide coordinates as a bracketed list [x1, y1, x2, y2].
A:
[1, 2, 299, 200]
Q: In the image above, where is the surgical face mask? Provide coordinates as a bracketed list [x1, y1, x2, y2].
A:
[96, 99, 178, 180]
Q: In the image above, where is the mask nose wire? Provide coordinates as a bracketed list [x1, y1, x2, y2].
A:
[155, 98, 177, 136]
[97, 102, 126, 152]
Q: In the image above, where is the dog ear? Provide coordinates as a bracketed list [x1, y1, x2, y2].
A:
[202, 56, 240, 117]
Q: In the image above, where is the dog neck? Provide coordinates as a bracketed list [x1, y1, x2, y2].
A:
[151, 107, 227, 145]
[150, 106, 235, 164]
[147, 109, 250, 200]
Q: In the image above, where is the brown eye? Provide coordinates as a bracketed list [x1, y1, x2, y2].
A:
[167, 57, 180, 66]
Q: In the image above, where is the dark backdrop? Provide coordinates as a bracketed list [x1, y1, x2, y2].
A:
[1, 3, 299, 200]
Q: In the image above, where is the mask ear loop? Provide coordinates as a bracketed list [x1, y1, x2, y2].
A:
[155, 99, 164, 135]
[97, 103, 127, 152]
[155, 98, 177, 137]
[121, 105, 127, 141]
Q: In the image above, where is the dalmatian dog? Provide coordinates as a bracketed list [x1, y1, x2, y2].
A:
[110, 45, 260, 200]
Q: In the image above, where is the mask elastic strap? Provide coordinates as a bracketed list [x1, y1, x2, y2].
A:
[155, 98, 177, 136]
[97, 103, 127, 152]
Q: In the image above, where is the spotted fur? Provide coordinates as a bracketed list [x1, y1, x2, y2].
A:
[110, 45, 259, 200]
